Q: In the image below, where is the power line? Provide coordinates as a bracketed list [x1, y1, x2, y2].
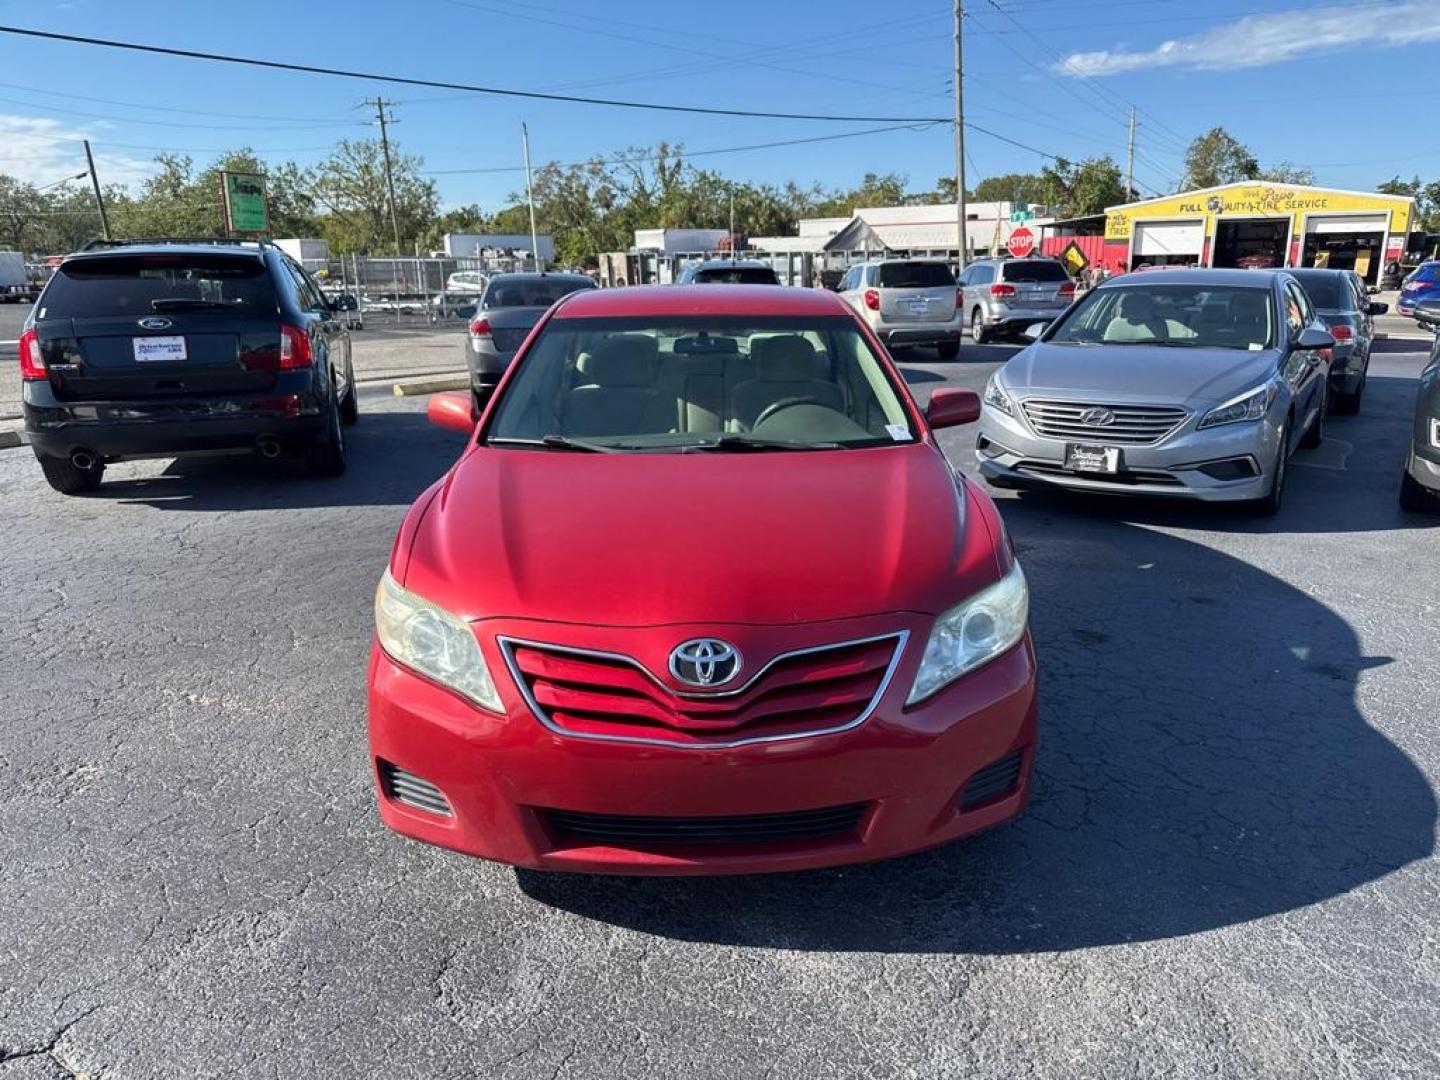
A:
[0, 25, 952, 124]
[0, 92, 362, 132]
[0, 79, 356, 127]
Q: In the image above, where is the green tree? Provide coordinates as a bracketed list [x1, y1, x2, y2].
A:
[1257, 162, 1315, 185]
[308, 138, 438, 254]
[972, 172, 1050, 206]
[1183, 127, 1260, 189]
[1041, 156, 1126, 217]
[1378, 175, 1440, 232]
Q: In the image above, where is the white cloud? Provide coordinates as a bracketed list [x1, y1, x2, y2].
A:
[1056, 2, 1440, 77]
[0, 114, 156, 189]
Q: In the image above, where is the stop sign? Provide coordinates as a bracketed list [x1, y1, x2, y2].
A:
[1007, 226, 1035, 258]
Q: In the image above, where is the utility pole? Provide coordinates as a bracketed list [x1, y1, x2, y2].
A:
[82, 139, 111, 241]
[953, 0, 968, 271]
[521, 123, 542, 272]
[365, 98, 403, 256]
[1126, 106, 1137, 201]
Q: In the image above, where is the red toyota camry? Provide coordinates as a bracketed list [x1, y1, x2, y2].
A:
[368, 285, 1037, 875]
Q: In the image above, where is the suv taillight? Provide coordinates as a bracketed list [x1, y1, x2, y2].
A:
[1329, 324, 1353, 342]
[955, 288, 963, 308]
[990, 283, 1017, 298]
[18, 328, 45, 380]
[469, 317, 492, 337]
[279, 324, 313, 369]
[1058, 281, 1076, 298]
[863, 289, 879, 311]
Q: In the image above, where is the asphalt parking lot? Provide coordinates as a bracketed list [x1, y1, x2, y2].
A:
[1, 336, 1437, 1078]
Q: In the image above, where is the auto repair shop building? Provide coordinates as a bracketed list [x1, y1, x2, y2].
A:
[1091, 182, 1414, 284]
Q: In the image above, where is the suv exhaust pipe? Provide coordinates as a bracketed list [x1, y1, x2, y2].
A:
[70, 449, 97, 471]
[256, 436, 282, 459]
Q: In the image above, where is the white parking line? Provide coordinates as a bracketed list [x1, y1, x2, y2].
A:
[1292, 437, 1353, 472]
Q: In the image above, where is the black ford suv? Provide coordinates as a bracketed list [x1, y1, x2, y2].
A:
[19, 238, 356, 494]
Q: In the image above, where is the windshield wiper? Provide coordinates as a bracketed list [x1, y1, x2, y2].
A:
[681, 435, 845, 452]
[150, 298, 241, 311]
[487, 434, 621, 453]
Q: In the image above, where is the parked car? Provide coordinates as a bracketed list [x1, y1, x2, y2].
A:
[463, 272, 596, 407]
[676, 259, 781, 285]
[1401, 299, 1440, 512]
[958, 256, 1075, 344]
[976, 268, 1334, 515]
[430, 291, 478, 319]
[372, 283, 1034, 874]
[446, 270, 488, 295]
[1289, 267, 1387, 414]
[19, 239, 355, 494]
[838, 259, 962, 358]
[1397, 260, 1440, 317]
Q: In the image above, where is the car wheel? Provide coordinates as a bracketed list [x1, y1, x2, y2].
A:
[1331, 376, 1364, 415]
[936, 340, 960, 360]
[304, 380, 347, 477]
[1248, 423, 1288, 516]
[1400, 465, 1440, 513]
[340, 360, 359, 426]
[37, 453, 104, 495]
[970, 309, 990, 344]
[1300, 386, 1326, 449]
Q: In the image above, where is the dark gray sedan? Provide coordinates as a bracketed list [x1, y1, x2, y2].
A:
[1289, 268, 1388, 414]
[463, 272, 596, 406]
[1402, 300, 1440, 512]
[976, 268, 1335, 515]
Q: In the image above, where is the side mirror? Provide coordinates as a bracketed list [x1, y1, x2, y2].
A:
[1022, 321, 1050, 341]
[925, 387, 981, 429]
[426, 390, 476, 434]
[1367, 301, 1389, 316]
[1295, 327, 1335, 351]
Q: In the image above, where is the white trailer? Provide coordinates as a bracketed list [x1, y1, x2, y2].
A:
[0, 251, 36, 303]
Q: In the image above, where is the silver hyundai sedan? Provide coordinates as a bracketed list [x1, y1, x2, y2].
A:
[976, 268, 1335, 515]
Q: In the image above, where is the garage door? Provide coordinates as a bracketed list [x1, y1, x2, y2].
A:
[1306, 213, 1387, 235]
[1133, 220, 1205, 257]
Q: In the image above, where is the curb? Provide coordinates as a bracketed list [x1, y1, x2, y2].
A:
[0, 426, 24, 450]
[392, 374, 470, 397]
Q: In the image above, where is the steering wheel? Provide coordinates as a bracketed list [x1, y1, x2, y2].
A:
[752, 396, 829, 429]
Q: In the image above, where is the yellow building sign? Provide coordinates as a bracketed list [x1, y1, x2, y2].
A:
[1104, 183, 1412, 242]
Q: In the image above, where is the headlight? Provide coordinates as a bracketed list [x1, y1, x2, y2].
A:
[983, 373, 1013, 416]
[375, 568, 502, 712]
[907, 562, 1029, 705]
[1430, 417, 1440, 450]
[1197, 381, 1278, 430]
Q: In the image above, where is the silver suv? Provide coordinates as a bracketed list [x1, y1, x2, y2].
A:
[959, 257, 1075, 343]
[837, 259, 962, 358]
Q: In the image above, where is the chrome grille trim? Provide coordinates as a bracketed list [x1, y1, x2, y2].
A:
[1020, 399, 1189, 445]
[497, 631, 909, 750]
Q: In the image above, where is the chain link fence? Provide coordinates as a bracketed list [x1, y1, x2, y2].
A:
[314, 254, 544, 328]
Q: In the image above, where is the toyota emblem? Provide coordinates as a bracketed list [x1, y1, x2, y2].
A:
[669, 638, 741, 687]
[1079, 406, 1116, 426]
[137, 317, 173, 331]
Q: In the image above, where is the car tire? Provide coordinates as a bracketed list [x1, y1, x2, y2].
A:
[304, 381, 347, 477]
[339, 361, 359, 426]
[37, 453, 104, 495]
[936, 340, 960, 360]
[970, 309, 990, 344]
[1400, 466, 1440, 513]
[1247, 423, 1289, 517]
[1331, 377, 1364, 415]
[1300, 387, 1326, 449]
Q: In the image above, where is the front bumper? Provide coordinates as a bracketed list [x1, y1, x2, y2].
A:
[1408, 436, 1440, 493]
[367, 618, 1038, 875]
[976, 402, 1279, 502]
[22, 374, 327, 461]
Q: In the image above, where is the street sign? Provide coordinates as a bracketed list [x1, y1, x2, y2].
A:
[1060, 240, 1090, 275]
[221, 171, 268, 233]
[1007, 226, 1035, 258]
[1010, 202, 1035, 223]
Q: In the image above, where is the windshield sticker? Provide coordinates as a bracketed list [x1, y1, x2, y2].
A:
[1248, 343, 1263, 350]
[886, 424, 912, 441]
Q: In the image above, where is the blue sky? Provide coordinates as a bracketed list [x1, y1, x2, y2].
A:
[1, 0, 1437, 210]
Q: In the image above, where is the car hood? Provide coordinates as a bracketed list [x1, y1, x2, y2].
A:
[402, 443, 1001, 627]
[1003, 341, 1280, 405]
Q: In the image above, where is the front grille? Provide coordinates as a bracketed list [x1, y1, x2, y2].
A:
[1014, 460, 1186, 486]
[1021, 399, 1188, 445]
[378, 759, 452, 817]
[959, 751, 1024, 809]
[490, 327, 528, 352]
[500, 634, 905, 748]
[542, 803, 867, 846]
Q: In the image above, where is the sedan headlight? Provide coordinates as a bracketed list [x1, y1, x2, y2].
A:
[1197, 381, 1278, 430]
[907, 562, 1029, 705]
[983, 373, 1014, 416]
[375, 568, 502, 712]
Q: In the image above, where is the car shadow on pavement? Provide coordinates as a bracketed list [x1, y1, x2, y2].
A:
[79, 408, 459, 512]
[517, 487, 1435, 954]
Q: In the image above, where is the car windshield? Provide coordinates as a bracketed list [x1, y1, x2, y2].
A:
[1047, 284, 1275, 350]
[1291, 274, 1349, 310]
[1002, 261, 1068, 283]
[40, 253, 277, 317]
[876, 263, 954, 288]
[485, 314, 916, 452]
[692, 266, 779, 284]
[484, 278, 593, 308]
